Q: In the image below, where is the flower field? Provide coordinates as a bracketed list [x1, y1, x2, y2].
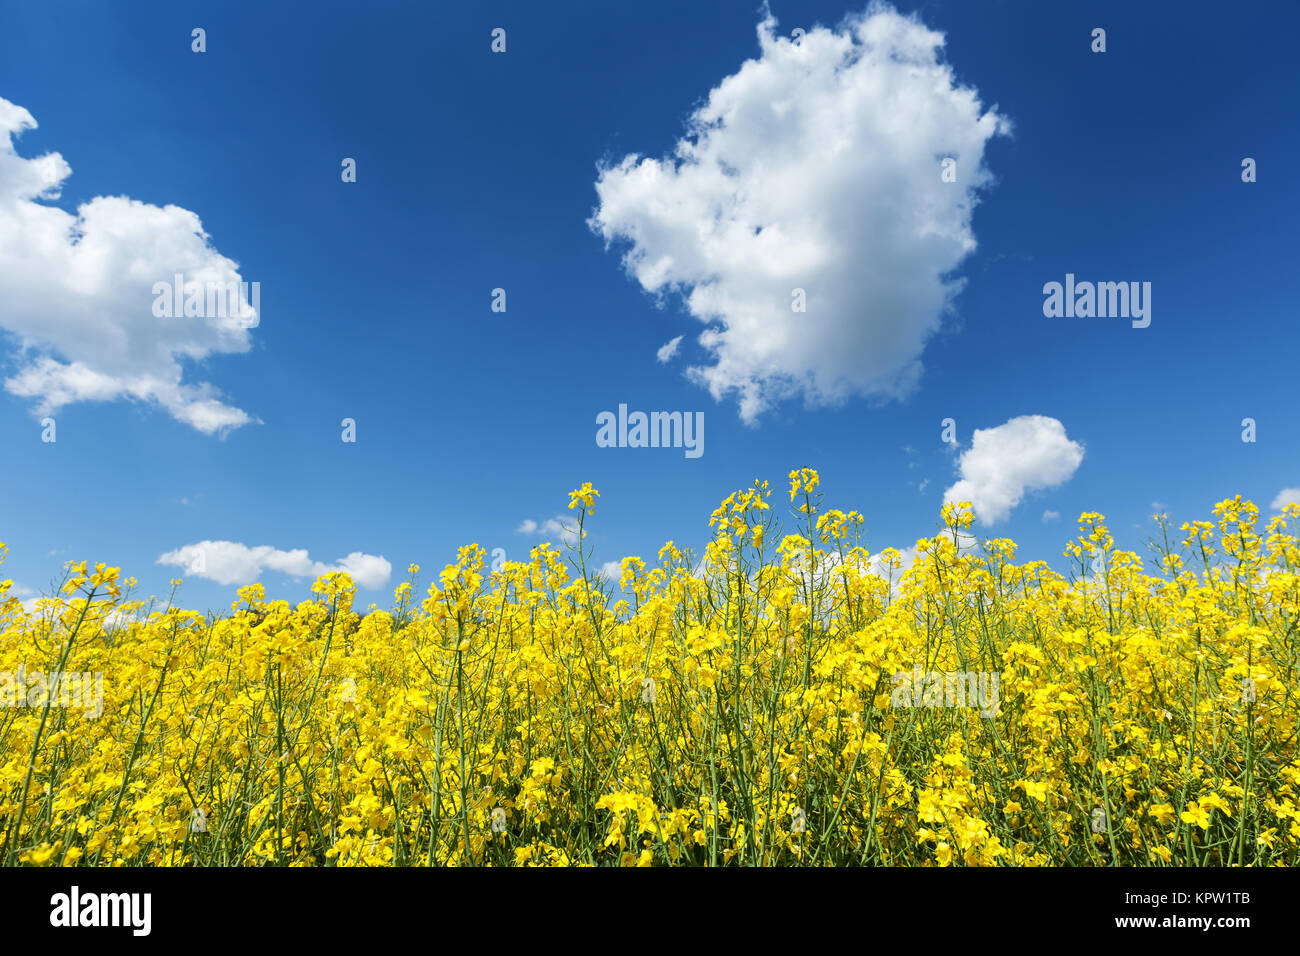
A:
[2, 470, 1298, 867]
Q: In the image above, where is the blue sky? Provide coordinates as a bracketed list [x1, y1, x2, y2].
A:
[1, 0, 1297, 612]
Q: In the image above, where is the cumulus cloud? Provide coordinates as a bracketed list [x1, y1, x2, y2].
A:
[0, 96, 258, 433]
[1271, 488, 1300, 511]
[656, 335, 683, 363]
[589, 4, 1009, 423]
[157, 541, 392, 589]
[516, 516, 579, 547]
[943, 416, 1084, 526]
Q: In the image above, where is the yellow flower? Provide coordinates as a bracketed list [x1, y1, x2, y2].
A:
[20, 844, 57, 866]
[1148, 803, 1176, 826]
[1016, 779, 1048, 802]
[0, 481, 1294, 868]
[1198, 793, 1232, 817]
[567, 482, 599, 512]
[1180, 804, 1211, 830]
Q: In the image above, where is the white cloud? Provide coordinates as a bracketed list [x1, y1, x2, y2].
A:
[865, 546, 917, 584]
[1271, 488, 1300, 511]
[783, 544, 917, 589]
[0, 97, 258, 434]
[157, 541, 392, 589]
[656, 335, 683, 363]
[589, 4, 1009, 423]
[516, 516, 578, 547]
[599, 560, 622, 580]
[943, 415, 1084, 526]
[1042, 510, 1060, 523]
[3, 583, 40, 614]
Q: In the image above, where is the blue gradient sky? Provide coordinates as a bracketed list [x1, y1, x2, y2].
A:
[1, 0, 1297, 612]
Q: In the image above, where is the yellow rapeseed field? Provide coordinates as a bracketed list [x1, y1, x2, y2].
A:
[2, 470, 1297, 866]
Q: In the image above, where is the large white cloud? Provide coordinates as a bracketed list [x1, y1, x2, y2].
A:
[943, 416, 1084, 525]
[0, 96, 257, 433]
[589, 4, 1009, 423]
[157, 541, 392, 590]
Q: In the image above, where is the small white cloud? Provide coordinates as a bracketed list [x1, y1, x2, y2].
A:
[599, 560, 622, 580]
[1271, 488, 1300, 511]
[515, 516, 578, 547]
[943, 415, 1084, 526]
[157, 541, 392, 589]
[0, 96, 258, 433]
[1042, 510, 1060, 523]
[656, 335, 683, 363]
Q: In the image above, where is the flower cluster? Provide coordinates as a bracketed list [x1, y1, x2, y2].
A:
[1, 475, 1298, 867]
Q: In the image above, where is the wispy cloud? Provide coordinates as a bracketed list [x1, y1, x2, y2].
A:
[157, 541, 391, 589]
[516, 516, 578, 547]
[656, 335, 683, 363]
